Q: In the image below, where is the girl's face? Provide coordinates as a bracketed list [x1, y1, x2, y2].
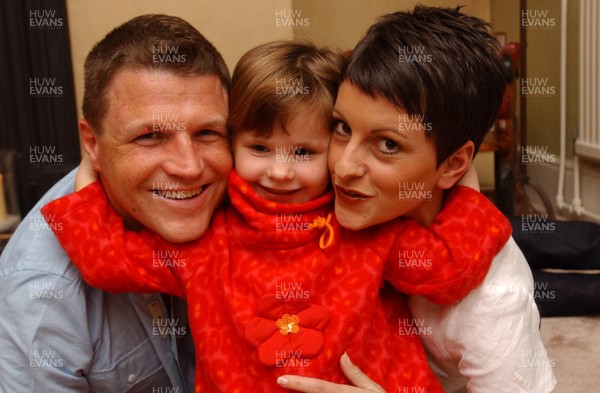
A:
[328, 82, 446, 230]
[234, 109, 331, 204]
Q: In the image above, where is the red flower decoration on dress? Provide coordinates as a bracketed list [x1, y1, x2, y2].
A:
[244, 294, 329, 366]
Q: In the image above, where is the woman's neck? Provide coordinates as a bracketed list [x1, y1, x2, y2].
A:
[404, 188, 444, 227]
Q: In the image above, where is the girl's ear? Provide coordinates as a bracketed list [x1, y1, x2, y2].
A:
[435, 140, 475, 190]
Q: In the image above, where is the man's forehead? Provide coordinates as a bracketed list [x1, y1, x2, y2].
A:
[104, 70, 226, 106]
[98, 69, 228, 133]
[108, 68, 227, 95]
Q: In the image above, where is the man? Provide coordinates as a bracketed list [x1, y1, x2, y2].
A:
[0, 13, 372, 393]
[0, 14, 230, 392]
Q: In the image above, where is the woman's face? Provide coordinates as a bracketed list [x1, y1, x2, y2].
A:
[328, 82, 446, 230]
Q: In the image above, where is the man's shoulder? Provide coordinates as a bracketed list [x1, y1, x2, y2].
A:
[32, 167, 78, 208]
[0, 169, 79, 279]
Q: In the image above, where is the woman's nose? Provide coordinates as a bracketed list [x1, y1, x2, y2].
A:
[332, 143, 366, 180]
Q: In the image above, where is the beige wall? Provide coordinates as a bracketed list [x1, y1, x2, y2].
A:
[491, 0, 521, 43]
[491, 0, 580, 158]
[66, 0, 294, 120]
[293, 0, 490, 50]
[527, 0, 579, 158]
[66, 0, 491, 120]
[490, 0, 600, 219]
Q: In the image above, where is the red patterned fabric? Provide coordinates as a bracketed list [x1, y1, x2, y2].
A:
[41, 170, 511, 393]
[245, 294, 329, 366]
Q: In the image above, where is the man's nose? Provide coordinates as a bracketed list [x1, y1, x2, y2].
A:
[163, 135, 204, 178]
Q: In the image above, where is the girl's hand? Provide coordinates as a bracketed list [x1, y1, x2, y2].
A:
[74, 153, 99, 191]
[277, 353, 386, 393]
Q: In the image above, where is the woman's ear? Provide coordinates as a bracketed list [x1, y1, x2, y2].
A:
[79, 118, 102, 172]
[435, 140, 475, 190]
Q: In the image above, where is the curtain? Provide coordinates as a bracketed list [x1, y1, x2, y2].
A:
[0, 0, 79, 215]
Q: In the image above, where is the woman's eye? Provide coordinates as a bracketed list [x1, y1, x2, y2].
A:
[376, 138, 401, 155]
[332, 119, 351, 137]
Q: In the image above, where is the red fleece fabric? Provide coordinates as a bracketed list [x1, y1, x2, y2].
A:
[42, 170, 511, 392]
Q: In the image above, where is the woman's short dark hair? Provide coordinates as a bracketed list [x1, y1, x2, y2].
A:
[344, 5, 506, 165]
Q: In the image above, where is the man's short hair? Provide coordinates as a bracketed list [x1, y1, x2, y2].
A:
[82, 14, 230, 132]
[344, 5, 506, 165]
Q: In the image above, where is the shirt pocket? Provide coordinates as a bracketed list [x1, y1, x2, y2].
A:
[86, 337, 168, 393]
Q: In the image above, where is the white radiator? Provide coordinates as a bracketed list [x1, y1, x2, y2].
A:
[576, 0, 600, 162]
[557, 0, 600, 221]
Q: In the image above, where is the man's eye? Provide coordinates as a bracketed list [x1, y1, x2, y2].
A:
[250, 144, 269, 153]
[376, 138, 401, 155]
[134, 132, 161, 142]
[195, 129, 224, 141]
[332, 119, 351, 137]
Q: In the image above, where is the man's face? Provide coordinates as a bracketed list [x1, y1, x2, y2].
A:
[85, 69, 231, 243]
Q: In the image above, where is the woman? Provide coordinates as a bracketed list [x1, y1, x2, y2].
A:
[281, 6, 555, 393]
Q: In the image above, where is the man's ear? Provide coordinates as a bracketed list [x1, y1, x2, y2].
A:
[79, 118, 102, 172]
[436, 140, 474, 190]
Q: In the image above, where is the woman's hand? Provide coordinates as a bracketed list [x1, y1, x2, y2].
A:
[457, 164, 480, 191]
[277, 353, 386, 393]
[74, 153, 99, 191]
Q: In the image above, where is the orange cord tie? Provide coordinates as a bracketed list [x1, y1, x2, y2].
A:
[308, 213, 334, 249]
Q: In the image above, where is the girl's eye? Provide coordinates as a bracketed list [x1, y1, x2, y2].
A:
[295, 147, 311, 156]
[376, 138, 401, 155]
[250, 144, 269, 153]
[332, 119, 351, 137]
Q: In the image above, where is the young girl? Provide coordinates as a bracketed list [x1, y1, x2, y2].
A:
[42, 40, 510, 392]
